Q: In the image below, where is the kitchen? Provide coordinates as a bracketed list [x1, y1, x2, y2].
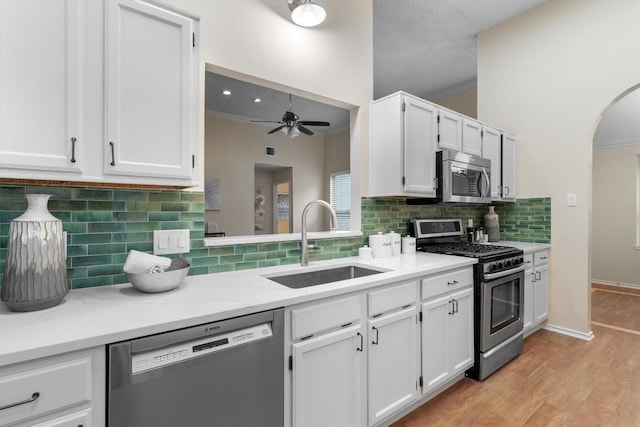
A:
[0, 0, 639, 426]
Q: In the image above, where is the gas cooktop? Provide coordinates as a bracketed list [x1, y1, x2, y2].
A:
[418, 242, 519, 258]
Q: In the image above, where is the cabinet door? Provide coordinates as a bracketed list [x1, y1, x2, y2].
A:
[524, 269, 534, 333]
[421, 294, 451, 394]
[502, 133, 517, 200]
[437, 110, 462, 152]
[292, 325, 365, 427]
[0, 0, 82, 175]
[448, 287, 474, 374]
[461, 119, 482, 156]
[105, 0, 197, 181]
[403, 96, 438, 196]
[534, 264, 549, 324]
[482, 126, 502, 200]
[368, 307, 419, 425]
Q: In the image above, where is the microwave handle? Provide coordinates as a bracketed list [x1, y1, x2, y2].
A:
[482, 167, 490, 199]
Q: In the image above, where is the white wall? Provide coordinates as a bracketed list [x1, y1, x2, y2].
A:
[592, 144, 640, 287]
[477, 0, 640, 337]
[163, 0, 372, 232]
[435, 86, 478, 119]
[204, 115, 326, 235]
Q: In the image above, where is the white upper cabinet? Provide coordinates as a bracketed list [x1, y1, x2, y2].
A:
[0, 0, 199, 186]
[461, 118, 483, 156]
[482, 127, 517, 202]
[437, 110, 462, 152]
[370, 92, 438, 198]
[501, 133, 517, 200]
[481, 125, 502, 200]
[0, 0, 83, 176]
[105, 0, 198, 182]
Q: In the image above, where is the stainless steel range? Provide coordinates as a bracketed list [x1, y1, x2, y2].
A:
[412, 218, 525, 380]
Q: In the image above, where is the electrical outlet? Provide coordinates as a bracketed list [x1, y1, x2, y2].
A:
[153, 229, 190, 255]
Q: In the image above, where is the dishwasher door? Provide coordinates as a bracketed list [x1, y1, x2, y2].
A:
[107, 308, 284, 427]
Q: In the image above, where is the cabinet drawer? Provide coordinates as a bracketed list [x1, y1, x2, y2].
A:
[0, 357, 92, 426]
[421, 268, 473, 300]
[291, 295, 361, 340]
[523, 253, 534, 270]
[534, 250, 549, 266]
[368, 280, 418, 317]
[30, 408, 91, 427]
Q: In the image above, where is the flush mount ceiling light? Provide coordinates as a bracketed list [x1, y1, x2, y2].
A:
[288, 0, 326, 27]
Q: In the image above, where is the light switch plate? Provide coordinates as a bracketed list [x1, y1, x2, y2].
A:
[153, 229, 190, 255]
[567, 193, 577, 207]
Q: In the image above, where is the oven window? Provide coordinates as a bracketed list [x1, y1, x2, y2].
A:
[490, 280, 520, 334]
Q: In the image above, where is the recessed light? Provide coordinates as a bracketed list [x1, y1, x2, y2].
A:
[253, 98, 261, 103]
[222, 90, 231, 96]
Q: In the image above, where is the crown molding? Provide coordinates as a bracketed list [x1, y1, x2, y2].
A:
[593, 137, 640, 150]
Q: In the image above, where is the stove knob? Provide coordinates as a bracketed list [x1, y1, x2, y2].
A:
[519, 257, 524, 265]
[496, 262, 503, 270]
[490, 264, 497, 272]
[505, 260, 512, 267]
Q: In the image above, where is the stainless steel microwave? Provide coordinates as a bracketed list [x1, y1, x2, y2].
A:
[436, 149, 491, 204]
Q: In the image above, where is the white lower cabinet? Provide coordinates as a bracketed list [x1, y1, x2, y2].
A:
[421, 287, 473, 394]
[523, 249, 550, 336]
[288, 294, 366, 427]
[0, 347, 105, 427]
[286, 267, 476, 427]
[291, 325, 365, 427]
[367, 281, 419, 426]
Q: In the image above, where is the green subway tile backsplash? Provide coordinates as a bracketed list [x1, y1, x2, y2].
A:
[0, 182, 550, 293]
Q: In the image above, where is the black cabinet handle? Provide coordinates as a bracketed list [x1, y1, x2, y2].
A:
[70, 137, 77, 163]
[448, 300, 454, 315]
[0, 392, 40, 412]
[109, 141, 116, 166]
[371, 326, 379, 345]
[356, 332, 363, 351]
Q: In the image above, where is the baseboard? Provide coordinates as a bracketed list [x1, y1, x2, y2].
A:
[543, 323, 594, 341]
[592, 279, 640, 290]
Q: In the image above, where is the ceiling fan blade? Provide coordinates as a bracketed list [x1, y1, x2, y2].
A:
[298, 126, 314, 136]
[268, 125, 287, 134]
[299, 121, 330, 126]
[251, 120, 283, 124]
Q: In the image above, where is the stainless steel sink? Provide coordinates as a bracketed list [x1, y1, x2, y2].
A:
[265, 265, 385, 289]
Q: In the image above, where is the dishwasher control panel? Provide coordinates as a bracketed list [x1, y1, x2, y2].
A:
[131, 323, 272, 374]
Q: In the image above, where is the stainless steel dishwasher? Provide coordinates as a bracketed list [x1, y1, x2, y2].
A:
[107, 308, 284, 427]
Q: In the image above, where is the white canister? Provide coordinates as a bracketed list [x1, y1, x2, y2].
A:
[402, 235, 416, 254]
[387, 231, 401, 256]
[358, 245, 373, 259]
[369, 232, 392, 258]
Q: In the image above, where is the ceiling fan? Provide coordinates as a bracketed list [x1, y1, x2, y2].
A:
[253, 94, 330, 138]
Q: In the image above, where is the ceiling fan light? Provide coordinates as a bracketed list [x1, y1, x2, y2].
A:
[291, 2, 326, 27]
[281, 126, 300, 138]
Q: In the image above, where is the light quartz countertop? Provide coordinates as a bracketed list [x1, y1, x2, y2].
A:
[0, 241, 551, 366]
[0, 252, 478, 366]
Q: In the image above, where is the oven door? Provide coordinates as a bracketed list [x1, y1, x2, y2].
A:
[479, 266, 524, 352]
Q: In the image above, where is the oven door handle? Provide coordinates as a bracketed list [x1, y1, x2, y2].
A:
[483, 265, 525, 281]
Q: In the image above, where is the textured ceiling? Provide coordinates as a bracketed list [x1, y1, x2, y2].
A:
[206, 0, 549, 133]
[373, 0, 548, 100]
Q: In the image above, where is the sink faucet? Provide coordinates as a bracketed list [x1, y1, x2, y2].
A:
[301, 200, 340, 266]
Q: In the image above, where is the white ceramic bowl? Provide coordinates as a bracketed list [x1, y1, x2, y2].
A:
[127, 259, 190, 293]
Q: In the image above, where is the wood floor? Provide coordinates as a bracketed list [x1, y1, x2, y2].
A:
[392, 285, 640, 427]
